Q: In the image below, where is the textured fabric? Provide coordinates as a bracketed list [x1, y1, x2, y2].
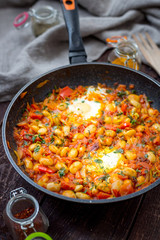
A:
[0, 0, 160, 102]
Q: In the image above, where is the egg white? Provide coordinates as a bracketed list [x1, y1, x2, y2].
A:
[86, 149, 124, 174]
[86, 86, 108, 97]
[68, 98, 101, 120]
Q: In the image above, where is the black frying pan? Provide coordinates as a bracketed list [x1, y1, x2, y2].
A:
[2, 0, 160, 203]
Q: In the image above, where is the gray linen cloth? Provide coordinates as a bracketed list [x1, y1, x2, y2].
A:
[0, 0, 160, 102]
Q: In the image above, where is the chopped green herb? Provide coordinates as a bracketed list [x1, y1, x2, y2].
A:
[23, 141, 28, 146]
[38, 134, 46, 144]
[136, 182, 145, 187]
[117, 171, 125, 176]
[117, 91, 126, 98]
[117, 112, 123, 116]
[150, 137, 156, 141]
[116, 128, 122, 133]
[32, 135, 37, 143]
[109, 145, 114, 149]
[83, 189, 87, 193]
[94, 159, 103, 164]
[144, 154, 148, 158]
[35, 111, 42, 115]
[25, 134, 32, 138]
[131, 89, 136, 94]
[42, 106, 47, 110]
[34, 145, 40, 153]
[153, 172, 158, 178]
[106, 89, 112, 93]
[147, 97, 152, 103]
[48, 92, 52, 97]
[114, 148, 124, 153]
[58, 167, 66, 178]
[98, 174, 109, 181]
[114, 101, 120, 106]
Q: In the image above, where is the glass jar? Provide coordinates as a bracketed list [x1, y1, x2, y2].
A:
[107, 37, 141, 70]
[13, 6, 60, 37]
[3, 187, 49, 240]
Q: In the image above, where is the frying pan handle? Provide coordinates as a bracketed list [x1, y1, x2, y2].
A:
[60, 0, 87, 64]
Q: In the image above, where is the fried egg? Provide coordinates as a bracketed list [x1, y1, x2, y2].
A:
[68, 98, 102, 120]
[86, 86, 108, 97]
[86, 149, 124, 175]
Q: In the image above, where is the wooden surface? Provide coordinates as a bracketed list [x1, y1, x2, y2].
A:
[0, 52, 160, 240]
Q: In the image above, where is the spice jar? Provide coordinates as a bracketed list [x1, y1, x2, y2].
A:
[3, 187, 49, 240]
[106, 36, 141, 70]
[13, 5, 60, 37]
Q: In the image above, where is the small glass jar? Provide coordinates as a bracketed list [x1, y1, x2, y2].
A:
[3, 187, 49, 240]
[13, 6, 60, 37]
[107, 37, 141, 70]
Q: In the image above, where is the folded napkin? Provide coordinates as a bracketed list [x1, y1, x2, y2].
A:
[0, 0, 160, 102]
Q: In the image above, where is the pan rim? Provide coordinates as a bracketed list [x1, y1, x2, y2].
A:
[2, 62, 160, 204]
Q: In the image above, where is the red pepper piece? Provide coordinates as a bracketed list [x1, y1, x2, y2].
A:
[120, 122, 131, 129]
[30, 103, 40, 110]
[38, 165, 56, 174]
[30, 112, 43, 120]
[105, 124, 117, 131]
[61, 180, 75, 190]
[59, 86, 73, 98]
[121, 103, 127, 113]
[97, 192, 111, 199]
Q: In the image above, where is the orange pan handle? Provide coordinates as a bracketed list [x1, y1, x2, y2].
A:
[60, 0, 87, 64]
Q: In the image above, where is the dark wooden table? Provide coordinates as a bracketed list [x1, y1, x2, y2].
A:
[0, 51, 160, 240]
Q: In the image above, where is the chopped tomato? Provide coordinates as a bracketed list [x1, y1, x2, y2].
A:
[112, 189, 120, 197]
[38, 165, 56, 174]
[59, 86, 73, 98]
[30, 103, 40, 110]
[137, 162, 151, 170]
[120, 182, 134, 196]
[30, 112, 43, 120]
[97, 192, 111, 199]
[105, 124, 117, 131]
[23, 148, 32, 157]
[67, 173, 75, 181]
[121, 103, 127, 113]
[118, 174, 128, 180]
[17, 121, 29, 130]
[120, 122, 131, 129]
[75, 171, 81, 179]
[61, 180, 75, 190]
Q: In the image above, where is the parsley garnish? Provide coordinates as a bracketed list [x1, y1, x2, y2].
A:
[114, 148, 124, 153]
[117, 91, 126, 98]
[94, 159, 103, 164]
[32, 135, 37, 143]
[106, 89, 112, 93]
[58, 167, 66, 178]
[38, 134, 46, 144]
[48, 92, 52, 97]
[144, 154, 148, 158]
[34, 145, 40, 153]
[117, 171, 125, 176]
[116, 128, 122, 133]
[114, 101, 120, 106]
